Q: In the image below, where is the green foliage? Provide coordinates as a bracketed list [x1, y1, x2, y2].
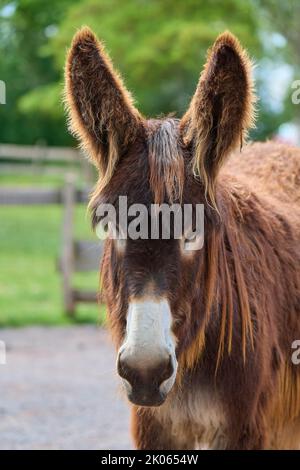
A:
[258, 0, 300, 67]
[0, 0, 77, 145]
[0, 0, 298, 145]
[49, 0, 261, 118]
[255, 0, 300, 126]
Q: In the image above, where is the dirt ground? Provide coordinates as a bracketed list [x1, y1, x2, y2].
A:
[0, 326, 132, 450]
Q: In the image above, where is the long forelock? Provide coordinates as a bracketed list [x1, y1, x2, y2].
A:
[147, 118, 185, 204]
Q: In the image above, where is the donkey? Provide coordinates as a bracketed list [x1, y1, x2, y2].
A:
[65, 27, 300, 449]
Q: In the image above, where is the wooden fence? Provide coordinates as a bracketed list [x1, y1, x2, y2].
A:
[0, 143, 94, 182]
[57, 175, 103, 315]
[0, 174, 103, 316]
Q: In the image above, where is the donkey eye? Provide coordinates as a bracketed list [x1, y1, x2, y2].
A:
[102, 223, 110, 234]
[95, 220, 120, 241]
[182, 232, 204, 253]
[95, 221, 109, 240]
[182, 235, 195, 252]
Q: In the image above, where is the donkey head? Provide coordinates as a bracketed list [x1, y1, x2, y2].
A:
[65, 27, 255, 406]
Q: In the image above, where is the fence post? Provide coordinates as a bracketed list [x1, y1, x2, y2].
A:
[61, 174, 76, 316]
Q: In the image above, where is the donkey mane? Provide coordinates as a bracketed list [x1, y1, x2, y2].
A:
[147, 118, 184, 204]
[146, 118, 254, 371]
[177, 178, 256, 374]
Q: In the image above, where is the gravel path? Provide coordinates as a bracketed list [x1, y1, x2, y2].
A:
[0, 326, 132, 450]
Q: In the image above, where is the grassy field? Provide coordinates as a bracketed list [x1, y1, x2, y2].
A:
[0, 172, 105, 326]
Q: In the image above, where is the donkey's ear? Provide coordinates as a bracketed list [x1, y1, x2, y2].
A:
[181, 31, 255, 207]
[65, 27, 142, 187]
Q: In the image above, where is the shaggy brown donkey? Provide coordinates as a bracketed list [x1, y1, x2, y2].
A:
[65, 27, 300, 449]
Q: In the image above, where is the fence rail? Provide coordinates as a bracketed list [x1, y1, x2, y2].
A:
[0, 175, 102, 316]
[0, 144, 79, 162]
[0, 143, 95, 183]
[0, 186, 91, 205]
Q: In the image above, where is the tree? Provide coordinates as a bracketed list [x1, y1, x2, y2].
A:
[47, 0, 262, 118]
[256, 0, 300, 132]
[0, 0, 297, 145]
[0, 0, 78, 145]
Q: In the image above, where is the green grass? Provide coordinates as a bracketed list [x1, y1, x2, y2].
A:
[0, 173, 106, 327]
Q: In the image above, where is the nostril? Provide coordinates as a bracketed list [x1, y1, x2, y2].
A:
[117, 350, 176, 390]
[117, 353, 124, 374]
[117, 352, 128, 379]
[117, 352, 137, 384]
[159, 354, 174, 382]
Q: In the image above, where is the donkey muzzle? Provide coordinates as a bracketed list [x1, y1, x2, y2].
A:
[117, 350, 176, 406]
[117, 298, 178, 406]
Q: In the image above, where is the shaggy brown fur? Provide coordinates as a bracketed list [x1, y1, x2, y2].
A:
[148, 118, 185, 204]
[181, 31, 256, 209]
[64, 27, 143, 191]
[65, 28, 300, 449]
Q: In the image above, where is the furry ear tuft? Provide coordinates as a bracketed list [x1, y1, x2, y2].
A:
[64, 27, 142, 189]
[181, 31, 256, 209]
